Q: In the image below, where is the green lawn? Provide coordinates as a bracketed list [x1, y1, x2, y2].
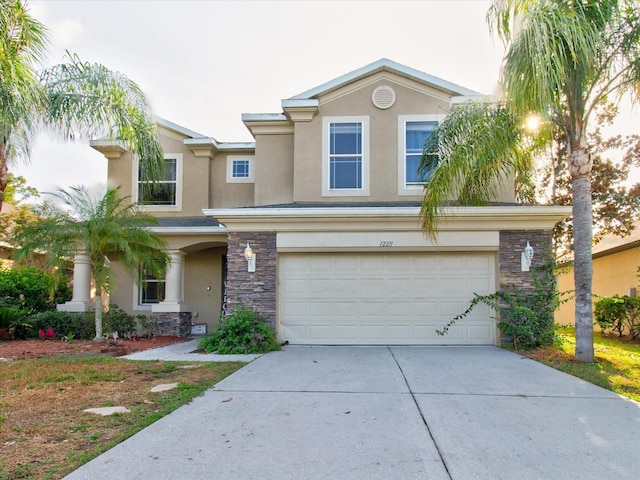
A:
[527, 326, 640, 402]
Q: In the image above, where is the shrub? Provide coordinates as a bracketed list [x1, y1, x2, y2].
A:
[136, 314, 157, 338]
[198, 302, 280, 354]
[437, 255, 560, 350]
[0, 266, 71, 314]
[103, 304, 136, 335]
[595, 295, 640, 338]
[0, 307, 33, 339]
[28, 311, 94, 340]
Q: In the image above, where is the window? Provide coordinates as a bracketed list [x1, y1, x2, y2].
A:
[323, 116, 370, 196]
[405, 121, 437, 185]
[136, 154, 182, 209]
[329, 122, 362, 189]
[138, 271, 165, 306]
[232, 159, 250, 178]
[226, 155, 255, 183]
[398, 115, 438, 195]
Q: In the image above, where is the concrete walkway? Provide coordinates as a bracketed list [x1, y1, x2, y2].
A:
[64, 346, 640, 480]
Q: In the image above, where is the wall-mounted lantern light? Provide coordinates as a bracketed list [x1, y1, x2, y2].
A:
[244, 243, 256, 272]
[521, 241, 534, 272]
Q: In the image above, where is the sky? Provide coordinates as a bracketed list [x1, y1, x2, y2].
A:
[13, 0, 640, 197]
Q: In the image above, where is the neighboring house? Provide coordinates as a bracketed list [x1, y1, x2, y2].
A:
[555, 223, 640, 326]
[60, 59, 569, 345]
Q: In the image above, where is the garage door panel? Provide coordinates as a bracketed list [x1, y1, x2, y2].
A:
[279, 252, 495, 345]
[360, 278, 386, 295]
[413, 256, 439, 270]
[360, 325, 387, 340]
[386, 277, 414, 294]
[388, 325, 412, 340]
[468, 325, 493, 342]
[334, 326, 359, 340]
[333, 301, 359, 316]
[360, 301, 387, 317]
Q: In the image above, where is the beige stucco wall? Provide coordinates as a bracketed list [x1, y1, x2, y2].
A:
[106, 130, 211, 215]
[209, 151, 255, 208]
[555, 246, 640, 325]
[287, 77, 516, 204]
[254, 133, 294, 206]
[107, 246, 225, 334]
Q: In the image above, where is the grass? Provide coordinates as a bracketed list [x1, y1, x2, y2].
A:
[525, 326, 640, 402]
[0, 357, 245, 480]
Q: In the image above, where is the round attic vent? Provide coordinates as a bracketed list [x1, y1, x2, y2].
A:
[372, 85, 396, 110]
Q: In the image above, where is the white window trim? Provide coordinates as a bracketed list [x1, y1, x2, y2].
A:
[398, 115, 439, 196]
[322, 116, 370, 197]
[133, 274, 166, 311]
[133, 153, 183, 212]
[226, 155, 255, 183]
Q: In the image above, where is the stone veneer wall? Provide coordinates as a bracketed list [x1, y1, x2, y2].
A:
[225, 232, 277, 328]
[499, 230, 554, 291]
[154, 312, 192, 337]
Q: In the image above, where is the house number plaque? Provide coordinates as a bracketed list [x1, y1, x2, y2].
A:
[379, 241, 394, 247]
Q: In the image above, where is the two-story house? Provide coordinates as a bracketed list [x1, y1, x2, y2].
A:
[60, 59, 569, 345]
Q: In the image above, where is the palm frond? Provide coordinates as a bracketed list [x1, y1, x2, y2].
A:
[12, 186, 168, 295]
[39, 54, 164, 181]
[419, 101, 539, 236]
[0, 0, 48, 163]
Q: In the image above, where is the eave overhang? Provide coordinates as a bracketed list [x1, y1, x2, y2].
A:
[202, 205, 572, 233]
[242, 113, 293, 136]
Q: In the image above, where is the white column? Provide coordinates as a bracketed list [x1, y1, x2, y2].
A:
[57, 253, 93, 312]
[152, 250, 191, 313]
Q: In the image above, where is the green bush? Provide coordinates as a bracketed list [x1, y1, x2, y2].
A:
[198, 302, 280, 354]
[0, 266, 71, 314]
[595, 295, 640, 338]
[0, 307, 33, 339]
[28, 310, 94, 340]
[437, 255, 560, 350]
[103, 304, 136, 335]
[136, 314, 157, 338]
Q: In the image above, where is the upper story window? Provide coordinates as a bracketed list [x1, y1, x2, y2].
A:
[226, 155, 255, 183]
[398, 115, 438, 195]
[135, 154, 183, 210]
[322, 116, 370, 197]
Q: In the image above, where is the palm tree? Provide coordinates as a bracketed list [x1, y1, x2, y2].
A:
[420, 0, 640, 362]
[12, 186, 169, 341]
[0, 0, 163, 210]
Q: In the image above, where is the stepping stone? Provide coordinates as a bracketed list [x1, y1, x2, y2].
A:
[84, 406, 130, 416]
[150, 383, 178, 393]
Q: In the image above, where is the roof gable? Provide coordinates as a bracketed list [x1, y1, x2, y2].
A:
[289, 58, 481, 100]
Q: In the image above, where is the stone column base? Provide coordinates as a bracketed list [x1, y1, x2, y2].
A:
[153, 312, 192, 337]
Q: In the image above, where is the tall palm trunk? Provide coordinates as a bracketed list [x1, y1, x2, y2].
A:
[0, 141, 8, 211]
[94, 293, 104, 341]
[569, 145, 594, 362]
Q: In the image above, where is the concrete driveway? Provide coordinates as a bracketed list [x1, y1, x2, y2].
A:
[64, 346, 640, 480]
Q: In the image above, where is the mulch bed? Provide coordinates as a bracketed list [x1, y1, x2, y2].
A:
[0, 336, 190, 361]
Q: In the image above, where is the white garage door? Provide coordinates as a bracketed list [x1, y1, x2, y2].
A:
[279, 252, 495, 345]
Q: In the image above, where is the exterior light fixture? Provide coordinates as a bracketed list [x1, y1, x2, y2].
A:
[244, 243, 256, 272]
[521, 241, 534, 272]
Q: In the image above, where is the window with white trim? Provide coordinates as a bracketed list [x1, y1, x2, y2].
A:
[323, 116, 370, 196]
[138, 270, 165, 306]
[135, 154, 182, 209]
[226, 155, 255, 183]
[398, 115, 438, 195]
